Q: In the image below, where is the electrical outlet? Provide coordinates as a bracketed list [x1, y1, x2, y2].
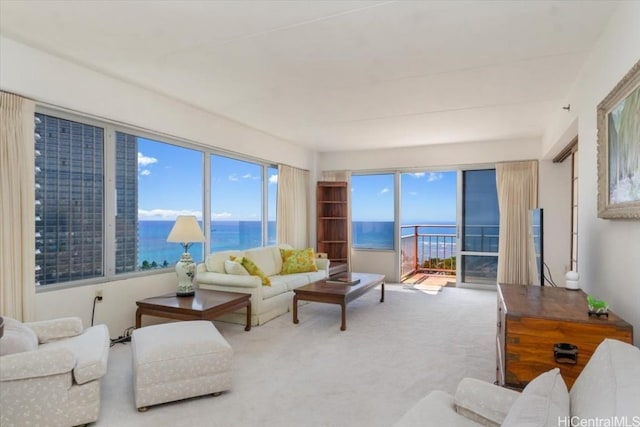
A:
[95, 289, 103, 300]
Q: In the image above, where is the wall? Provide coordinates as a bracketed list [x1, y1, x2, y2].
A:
[318, 138, 568, 283]
[0, 36, 316, 336]
[538, 159, 572, 287]
[542, 2, 640, 344]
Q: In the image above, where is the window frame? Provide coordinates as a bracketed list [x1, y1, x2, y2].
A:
[35, 105, 278, 292]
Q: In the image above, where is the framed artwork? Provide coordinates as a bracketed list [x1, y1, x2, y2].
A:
[597, 59, 640, 219]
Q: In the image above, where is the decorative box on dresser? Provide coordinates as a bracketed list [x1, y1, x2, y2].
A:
[496, 283, 633, 390]
[316, 181, 349, 268]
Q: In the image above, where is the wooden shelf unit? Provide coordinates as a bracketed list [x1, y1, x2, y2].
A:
[317, 181, 349, 267]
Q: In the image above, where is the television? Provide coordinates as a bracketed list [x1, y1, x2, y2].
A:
[530, 208, 544, 286]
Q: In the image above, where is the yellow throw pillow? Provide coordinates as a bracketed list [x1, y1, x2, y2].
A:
[231, 255, 271, 286]
[280, 248, 318, 275]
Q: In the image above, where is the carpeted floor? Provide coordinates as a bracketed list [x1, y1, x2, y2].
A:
[97, 284, 497, 427]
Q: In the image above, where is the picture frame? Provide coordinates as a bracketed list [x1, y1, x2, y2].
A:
[597, 59, 640, 219]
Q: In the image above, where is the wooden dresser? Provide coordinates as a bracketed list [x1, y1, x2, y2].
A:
[496, 283, 633, 390]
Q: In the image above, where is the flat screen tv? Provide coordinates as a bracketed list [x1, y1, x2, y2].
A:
[530, 208, 544, 286]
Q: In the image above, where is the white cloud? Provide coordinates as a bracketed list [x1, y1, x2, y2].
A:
[140, 169, 151, 176]
[408, 172, 425, 178]
[428, 172, 443, 182]
[138, 152, 158, 167]
[138, 209, 202, 220]
[211, 211, 233, 219]
[229, 173, 259, 182]
[269, 174, 278, 184]
[379, 187, 390, 195]
[409, 191, 418, 196]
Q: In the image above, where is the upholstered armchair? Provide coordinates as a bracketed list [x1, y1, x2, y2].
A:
[0, 316, 110, 427]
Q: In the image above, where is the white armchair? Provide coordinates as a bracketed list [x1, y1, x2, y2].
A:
[0, 316, 110, 427]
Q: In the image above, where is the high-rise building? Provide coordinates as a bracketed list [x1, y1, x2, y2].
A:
[35, 113, 137, 286]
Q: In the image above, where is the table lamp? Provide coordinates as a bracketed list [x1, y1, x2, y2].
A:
[166, 215, 205, 297]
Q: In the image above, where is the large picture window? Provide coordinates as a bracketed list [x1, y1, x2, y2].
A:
[351, 174, 395, 250]
[117, 132, 204, 272]
[35, 109, 277, 288]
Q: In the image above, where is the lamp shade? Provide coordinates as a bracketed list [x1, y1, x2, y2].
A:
[166, 215, 205, 244]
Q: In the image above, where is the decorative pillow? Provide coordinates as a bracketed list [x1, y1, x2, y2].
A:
[502, 368, 569, 427]
[231, 256, 271, 286]
[224, 259, 249, 275]
[0, 317, 38, 356]
[280, 248, 318, 275]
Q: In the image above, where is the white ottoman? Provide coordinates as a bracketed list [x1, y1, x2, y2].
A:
[131, 320, 233, 411]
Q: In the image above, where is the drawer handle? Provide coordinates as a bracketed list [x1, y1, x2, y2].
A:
[554, 343, 578, 364]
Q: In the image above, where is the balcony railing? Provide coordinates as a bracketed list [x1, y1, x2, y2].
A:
[401, 224, 456, 279]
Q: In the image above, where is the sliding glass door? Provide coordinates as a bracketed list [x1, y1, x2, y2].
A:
[458, 169, 500, 286]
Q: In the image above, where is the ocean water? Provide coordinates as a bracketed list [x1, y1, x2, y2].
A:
[138, 221, 276, 267]
[138, 220, 470, 268]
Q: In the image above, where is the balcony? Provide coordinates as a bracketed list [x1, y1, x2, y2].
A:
[401, 224, 456, 285]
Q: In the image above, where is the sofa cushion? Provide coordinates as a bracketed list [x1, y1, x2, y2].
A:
[244, 246, 280, 276]
[271, 274, 310, 291]
[0, 317, 38, 356]
[280, 248, 318, 275]
[570, 339, 640, 420]
[232, 256, 271, 286]
[502, 367, 569, 427]
[261, 281, 289, 300]
[224, 259, 249, 275]
[205, 250, 243, 273]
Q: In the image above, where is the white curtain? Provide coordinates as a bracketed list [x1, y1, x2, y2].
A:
[276, 165, 309, 248]
[320, 171, 352, 268]
[1, 91, 36, 320]
[496, 161, 538, 285]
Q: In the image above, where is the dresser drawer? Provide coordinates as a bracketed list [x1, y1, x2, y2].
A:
[504, 315, 632, 389]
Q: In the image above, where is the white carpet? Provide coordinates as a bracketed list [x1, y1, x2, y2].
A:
[97, 284, 497, 427]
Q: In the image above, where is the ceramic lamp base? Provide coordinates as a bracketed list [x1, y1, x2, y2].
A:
[176, 290, 195, 297]
[175, 252, 196, 298]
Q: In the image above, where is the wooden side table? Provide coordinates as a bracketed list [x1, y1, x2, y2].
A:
[136, 288, 252, 331]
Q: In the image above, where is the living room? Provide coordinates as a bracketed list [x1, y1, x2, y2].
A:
[1, 1, 639, 426]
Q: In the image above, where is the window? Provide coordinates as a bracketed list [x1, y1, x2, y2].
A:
[267, 166, 278, 245]
[119, 133, 204, 271]
[351, 174, 395, 250]
[460, 169, 500, 285]
[35, 109, 277, 288]
[210, 154, 263, 251]
[35, 113, 105, 286]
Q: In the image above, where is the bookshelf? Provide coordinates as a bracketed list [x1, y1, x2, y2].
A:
[316, 181, 348, 267]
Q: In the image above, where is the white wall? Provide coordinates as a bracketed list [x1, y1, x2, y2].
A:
[319, 137, 541, 172]
[538, 159, 572, 287]
[0, 36, 313, 171]
[0, 36, 317, 336]
[542, 2, 640, 344]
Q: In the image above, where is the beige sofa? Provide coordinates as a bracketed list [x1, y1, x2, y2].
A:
[0, 316, 110, 427]
[195, 244, 330, 326]
[394, 338, 640, 426]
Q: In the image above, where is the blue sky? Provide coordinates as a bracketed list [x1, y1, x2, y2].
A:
[136, 138, 277, 221]
[137, 137, 457, 223]
[351, 172, 457, 223]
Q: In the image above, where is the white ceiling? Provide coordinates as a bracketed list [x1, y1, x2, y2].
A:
[0, 1, 618, 152]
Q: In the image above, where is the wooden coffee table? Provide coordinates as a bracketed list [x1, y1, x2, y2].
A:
[293, 272, 385, 331]
[136, 288, 252, 331]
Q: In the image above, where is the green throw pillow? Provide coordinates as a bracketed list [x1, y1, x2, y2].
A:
[280, 248, 318, 275]
[231, 255, 271, 286]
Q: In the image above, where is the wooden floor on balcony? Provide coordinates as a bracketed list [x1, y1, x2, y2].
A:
[401, 271, 456, 293]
